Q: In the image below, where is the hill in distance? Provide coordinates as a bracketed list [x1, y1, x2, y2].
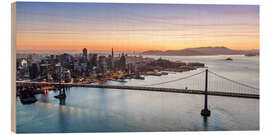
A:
[141, 46, 259, 56]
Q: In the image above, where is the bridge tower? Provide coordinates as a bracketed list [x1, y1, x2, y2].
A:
[54, 85, 66, 99]
[201, 69, 211, 117]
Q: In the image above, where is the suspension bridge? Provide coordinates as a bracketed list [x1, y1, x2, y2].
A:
[16, 69, 259, 98]
[16, 69, 259, 116]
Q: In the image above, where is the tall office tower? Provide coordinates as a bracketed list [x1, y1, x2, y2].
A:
[82, 48, 88, 61]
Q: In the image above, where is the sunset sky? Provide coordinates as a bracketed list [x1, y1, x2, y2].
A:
[16, 2, 259, 51]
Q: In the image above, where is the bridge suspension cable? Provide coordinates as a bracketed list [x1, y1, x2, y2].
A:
[141, 69, 259, 96]
[208, 70, 259, 91]
[143, 70, 205, 87]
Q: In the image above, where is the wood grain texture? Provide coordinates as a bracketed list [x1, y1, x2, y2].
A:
[11, 2, 16, 133]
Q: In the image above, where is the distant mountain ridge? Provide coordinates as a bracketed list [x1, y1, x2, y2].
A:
[141, 47, 259, 56]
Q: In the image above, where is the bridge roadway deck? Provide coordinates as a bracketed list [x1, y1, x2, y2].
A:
[16, 82, 259, 99]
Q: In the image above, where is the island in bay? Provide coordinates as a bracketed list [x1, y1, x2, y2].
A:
[142, 46, 259, 56]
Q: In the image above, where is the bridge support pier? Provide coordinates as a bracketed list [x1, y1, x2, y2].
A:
[201, 69, 211, 117]
[54, 86, 66, 99]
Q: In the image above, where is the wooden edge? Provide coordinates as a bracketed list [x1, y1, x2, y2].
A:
[11, 2, 16, 133]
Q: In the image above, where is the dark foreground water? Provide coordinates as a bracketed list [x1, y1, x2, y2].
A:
[16, 87, 259, 133]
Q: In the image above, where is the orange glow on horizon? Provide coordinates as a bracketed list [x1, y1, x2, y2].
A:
[16, 26, 259, 51]
[16, 42, 260, 51]
[16, 32, 260, 51]
[15, 3, 259, 52]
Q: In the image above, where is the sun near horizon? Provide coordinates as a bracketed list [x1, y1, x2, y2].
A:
[16, 2, 259, 52]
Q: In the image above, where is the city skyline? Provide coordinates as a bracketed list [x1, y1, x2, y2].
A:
[16, 2, 259, 51]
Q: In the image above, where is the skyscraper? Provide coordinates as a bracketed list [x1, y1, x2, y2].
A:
[111, 48, 114, 70]
[119, 53, 126, 70]
[82, 48, 87, 61]
[112, 48, 114, 58]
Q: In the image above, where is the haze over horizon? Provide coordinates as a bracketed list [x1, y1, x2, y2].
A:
[16, 46, 259, 53]
[16, 2, 259, 51]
